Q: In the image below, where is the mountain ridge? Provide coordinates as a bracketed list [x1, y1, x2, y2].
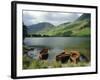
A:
[27, 22, 54, 34]
[25, 13, 91, 37]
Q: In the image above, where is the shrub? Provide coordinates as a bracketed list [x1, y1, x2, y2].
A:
[50, 60, 62, 68]
[23, 55, 32, 69]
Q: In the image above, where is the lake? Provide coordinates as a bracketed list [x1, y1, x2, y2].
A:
[24, 37, 90, 60]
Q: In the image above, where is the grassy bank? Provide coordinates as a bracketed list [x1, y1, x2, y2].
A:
[23, 54, 90, 69]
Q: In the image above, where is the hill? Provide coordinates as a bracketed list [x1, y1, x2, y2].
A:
[27, 22, 54, 34]
[39, 14, 91, 37]
[26, 13, 91, 37]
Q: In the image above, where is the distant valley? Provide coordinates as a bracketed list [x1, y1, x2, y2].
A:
[24, 13, 91, 37]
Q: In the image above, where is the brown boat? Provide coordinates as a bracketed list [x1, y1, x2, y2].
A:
[38, 48, 49, 60]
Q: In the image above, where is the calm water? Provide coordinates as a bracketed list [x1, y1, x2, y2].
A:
[24, 37, 90, 60]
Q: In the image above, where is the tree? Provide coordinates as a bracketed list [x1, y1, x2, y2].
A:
[23, 23, 27, 40]
[63, 31, 72, 36]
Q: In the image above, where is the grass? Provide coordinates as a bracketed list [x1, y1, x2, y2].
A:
[62, 61, 90, 67]
[23, 55, 90, 69]
[23, 54, 32, 69]
[28, 60, 49, 69]
[72, 27, 90, 37]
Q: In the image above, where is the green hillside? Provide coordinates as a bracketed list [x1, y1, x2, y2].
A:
[27, 14, 91, 37]
[39, 20, 90, 37]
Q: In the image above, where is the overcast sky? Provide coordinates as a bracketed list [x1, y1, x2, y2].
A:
[23, 11, 82, 26]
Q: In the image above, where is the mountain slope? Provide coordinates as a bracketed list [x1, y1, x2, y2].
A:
[77, 13, 90, 21]
[26, 13, 91, 37]
[39, 14, 91, 37]
[27, 22, 54, 34]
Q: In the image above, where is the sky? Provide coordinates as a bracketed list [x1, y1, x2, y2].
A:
[23, 10, 82, 26]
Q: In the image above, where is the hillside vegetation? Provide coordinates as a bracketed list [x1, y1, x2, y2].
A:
[26, 13, 91, 37]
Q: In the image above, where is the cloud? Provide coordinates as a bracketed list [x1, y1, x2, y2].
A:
[23, 11, 82, 26]
[44, 12, 82, 25]
[23, 12, 36, 26]
[23, 11, 47, 26]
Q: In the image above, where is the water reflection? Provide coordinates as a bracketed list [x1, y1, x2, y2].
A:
[24, 37, 90, 48]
